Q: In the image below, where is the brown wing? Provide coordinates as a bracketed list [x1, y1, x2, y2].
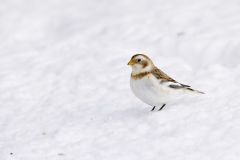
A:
[151, 67, 177, 83]
[151, 67, 192, 88]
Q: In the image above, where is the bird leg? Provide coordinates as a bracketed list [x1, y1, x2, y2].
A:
[151, 106, 156, 111]
[158, 104, 166, 111]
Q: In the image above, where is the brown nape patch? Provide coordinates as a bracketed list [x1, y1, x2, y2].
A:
[131, 72, 151, 80]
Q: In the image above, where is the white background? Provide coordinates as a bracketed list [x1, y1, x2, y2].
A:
[0, 0, 240, 159]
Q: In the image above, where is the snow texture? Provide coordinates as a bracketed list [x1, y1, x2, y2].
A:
[1, 0, 240, 159]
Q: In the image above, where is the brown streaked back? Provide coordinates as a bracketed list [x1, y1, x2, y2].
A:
[151, 67, 176, 83]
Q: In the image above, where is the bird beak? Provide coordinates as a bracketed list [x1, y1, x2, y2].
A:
[127, 59, 134, 66]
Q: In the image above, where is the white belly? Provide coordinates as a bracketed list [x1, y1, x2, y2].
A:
[130, 76, 171, 107]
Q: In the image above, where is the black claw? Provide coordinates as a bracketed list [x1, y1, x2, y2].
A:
[151, 106, 156, 111]
[158, 104, 166, 111]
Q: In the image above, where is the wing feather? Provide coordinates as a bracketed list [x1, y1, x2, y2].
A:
[151, 67, 176, 82]
[151, 67, 204, 94]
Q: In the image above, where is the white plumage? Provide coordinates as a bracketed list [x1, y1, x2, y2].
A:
[128, 54, 204, 111]
[130, 73, 193, 107]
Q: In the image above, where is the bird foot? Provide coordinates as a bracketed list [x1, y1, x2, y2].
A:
[151, 106, 156, 111]
[158, 104, 166, 111]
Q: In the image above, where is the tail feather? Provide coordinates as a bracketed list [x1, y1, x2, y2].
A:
[187, 88, 205, 94]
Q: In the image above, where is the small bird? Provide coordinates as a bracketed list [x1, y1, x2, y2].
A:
[127, 54, 204, 111]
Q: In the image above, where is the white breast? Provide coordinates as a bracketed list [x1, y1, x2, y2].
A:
[130, 75, 171, 107]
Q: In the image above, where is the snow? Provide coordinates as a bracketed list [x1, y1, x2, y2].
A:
[1, 0, 240, 159]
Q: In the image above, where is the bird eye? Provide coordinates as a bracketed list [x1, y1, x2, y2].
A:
[137, 59, 141, 62]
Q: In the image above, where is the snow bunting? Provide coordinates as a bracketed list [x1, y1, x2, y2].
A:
[127, 54, 204, 111]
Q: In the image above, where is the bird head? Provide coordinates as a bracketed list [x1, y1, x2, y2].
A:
[127, 54, 154, 74]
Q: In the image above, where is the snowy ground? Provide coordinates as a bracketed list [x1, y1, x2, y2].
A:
[1, 0, 240, 159]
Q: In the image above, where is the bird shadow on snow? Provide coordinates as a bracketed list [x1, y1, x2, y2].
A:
[114, 105, 174, 120]
[114, 94, 210, 122]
